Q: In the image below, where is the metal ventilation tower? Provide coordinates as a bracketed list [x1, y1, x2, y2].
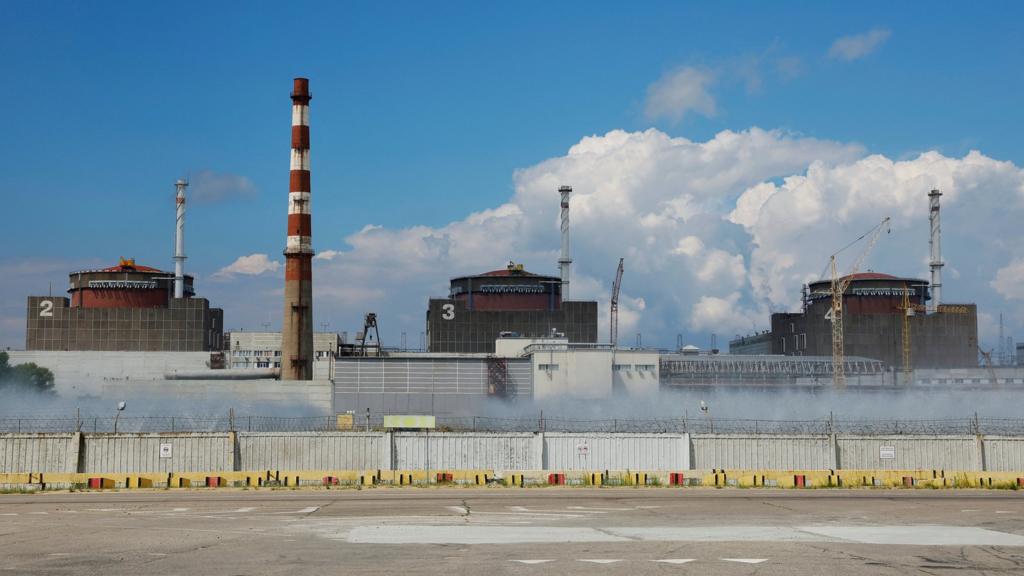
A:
[173, 179, 188, 299]
[281, 77, 314, 380]
[558, 185, 572, 300]
[928, 189, 943, 313]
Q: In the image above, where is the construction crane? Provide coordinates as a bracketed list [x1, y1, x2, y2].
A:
[358, 312, 381, 357]
[897, 281, 914, 385]
[827, 217, 891, 388]
[610, 258, 624, 346]
[979, 346, 999, 389]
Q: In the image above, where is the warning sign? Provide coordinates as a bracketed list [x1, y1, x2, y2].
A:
[159, 443, 173, 459]
[879, 445, 896, 460]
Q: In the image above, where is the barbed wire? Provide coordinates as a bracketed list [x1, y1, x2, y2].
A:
[0, 414, 1021, 435]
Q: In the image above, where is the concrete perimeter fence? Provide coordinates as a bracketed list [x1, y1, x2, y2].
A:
[2, 431, 1023, 475]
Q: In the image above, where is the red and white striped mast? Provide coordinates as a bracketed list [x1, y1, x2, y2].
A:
[281, 77, 314, 380]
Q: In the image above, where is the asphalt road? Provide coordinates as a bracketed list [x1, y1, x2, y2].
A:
[1, 488, 1023, 575]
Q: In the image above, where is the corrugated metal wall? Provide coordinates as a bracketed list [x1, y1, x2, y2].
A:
[238, 433, 388, 471]
[333, 357, 532, 398]
[983, 437, 1024, 471]
[393, 433, 538, 470]
[691, 435, 832, 470]
[0, 434, 77, 473]
[837, 436, 979, 470]
[544, 433, 689, 470]
[82, 433, 231, 473]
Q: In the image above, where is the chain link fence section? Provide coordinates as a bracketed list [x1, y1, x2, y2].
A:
[2, 414, 1023, 435]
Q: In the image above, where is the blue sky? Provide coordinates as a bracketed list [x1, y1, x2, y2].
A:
[2, 2, 1023, 351]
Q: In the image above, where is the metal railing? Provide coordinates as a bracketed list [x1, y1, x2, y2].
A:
[0, 413, 1021, 435]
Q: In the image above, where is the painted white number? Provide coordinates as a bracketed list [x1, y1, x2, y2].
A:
[39, 300, 53, 317]
[824, 307, 834, 321]
[441, 303, 455, 320]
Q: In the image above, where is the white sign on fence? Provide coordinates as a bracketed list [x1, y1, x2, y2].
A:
[879, 445, 896, 460]
[159, 443, 173, 459]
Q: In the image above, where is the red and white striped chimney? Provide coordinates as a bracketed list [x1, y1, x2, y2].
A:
[281, 77, 314, 380]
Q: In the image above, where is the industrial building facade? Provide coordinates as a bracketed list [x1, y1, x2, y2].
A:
[770, 273, 977, 368]
[426, 263, 598, 353]
[25, 260, 223, 352]
[226, 331, 339, 369]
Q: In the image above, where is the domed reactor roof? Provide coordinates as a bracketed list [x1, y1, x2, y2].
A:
[69, 257, 194, 308]
[449, 261, 562, 311]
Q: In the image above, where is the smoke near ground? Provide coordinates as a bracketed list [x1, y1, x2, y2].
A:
[3, 385, 1021, 429]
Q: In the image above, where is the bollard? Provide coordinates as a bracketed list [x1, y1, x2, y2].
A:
[794, 474, 806, 488]
[323, 476, 339, 486]
[88, 477, 113, 489]
[547, 473, 565, 485]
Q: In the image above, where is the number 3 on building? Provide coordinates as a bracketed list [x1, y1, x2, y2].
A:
[39, 300, 54, 317]
[441, 303, 455, 320]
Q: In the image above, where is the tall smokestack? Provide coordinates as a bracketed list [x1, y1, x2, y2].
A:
[928, 189, 943, 313]
[173, 179, 187, 299]
[558, 185, 572, 300]
[281, 77, 314, 380]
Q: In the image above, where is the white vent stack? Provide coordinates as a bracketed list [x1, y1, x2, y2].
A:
[558, 185, 572, 300]
[173, 178, 188, 299]
[928, 188, 943, 313]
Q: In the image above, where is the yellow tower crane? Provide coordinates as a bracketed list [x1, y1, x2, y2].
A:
[610, 258, 624, 346]
[898, 281, 914, 385]
[828, 217, 891, 388]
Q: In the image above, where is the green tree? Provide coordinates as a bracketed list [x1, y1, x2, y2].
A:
[0, 352, 55, 395]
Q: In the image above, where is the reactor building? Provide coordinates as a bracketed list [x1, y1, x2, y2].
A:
[769, 272, 977, 368]
[766, 190, 977, 369]
[24, 177, 224, 352]
[25, 257, 223, 352]
[425, 185, 598, 353]
[426, 262, 599, 353]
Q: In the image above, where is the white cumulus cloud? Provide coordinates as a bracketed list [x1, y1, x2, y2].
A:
[828, 28, 892, 61]
[992, 259, 1024, 301]
[213, 253, 280, 279]
[644, 67, 717, 122]
[212, 129, 1024, 350]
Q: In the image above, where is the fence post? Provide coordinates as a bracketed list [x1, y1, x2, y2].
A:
[17, 419, 20, 433]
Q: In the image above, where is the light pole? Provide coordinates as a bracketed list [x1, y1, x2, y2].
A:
[700, 400, 712, 433]
[113, 401, 127, 434]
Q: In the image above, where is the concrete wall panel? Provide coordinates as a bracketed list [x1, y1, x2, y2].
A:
[982, 437, 1024, 472]
[837, 435, 979, 470]
[0, 434, 77, 473]
[691, 434, 832, 470]
[82, 433, 231, 473]
[238, 433, 388, 471]
[544, 433, 689, 471]
[393, 433, 538, 471]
